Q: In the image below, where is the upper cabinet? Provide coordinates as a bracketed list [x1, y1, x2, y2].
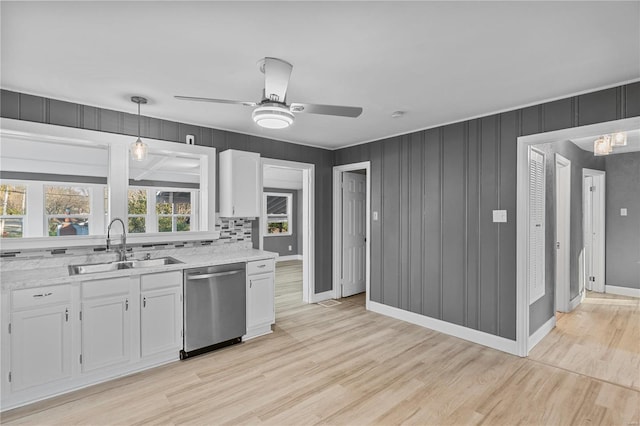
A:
[219, 150, 261, 218]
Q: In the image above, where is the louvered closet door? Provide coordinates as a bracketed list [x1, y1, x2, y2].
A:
[529, 147, 546, 304]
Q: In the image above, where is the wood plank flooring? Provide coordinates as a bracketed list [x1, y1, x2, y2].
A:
[2, 261, 638, 425]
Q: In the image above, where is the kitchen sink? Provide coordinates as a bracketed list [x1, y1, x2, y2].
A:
[68, 256, 183, 276]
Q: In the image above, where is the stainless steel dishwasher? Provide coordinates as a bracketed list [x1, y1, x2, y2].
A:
[181, 263, 246, 359]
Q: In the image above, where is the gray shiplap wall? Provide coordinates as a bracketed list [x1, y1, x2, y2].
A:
[335, 82, 640, 340]
[605, 152, 640, 289]
[0, 89, 334, 293]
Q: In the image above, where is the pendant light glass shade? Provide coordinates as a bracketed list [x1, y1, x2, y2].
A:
[593, 135, 612, 156]
[611, 132, 627, 146]
[130, 96, 148, 162]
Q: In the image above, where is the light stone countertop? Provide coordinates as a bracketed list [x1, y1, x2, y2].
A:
[1, 246, 278, 292]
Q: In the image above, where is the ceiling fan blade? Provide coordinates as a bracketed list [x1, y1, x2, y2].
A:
[289, 102, 363, 118]
[174, 96, 257, 107]
[262, 57, 293, 103]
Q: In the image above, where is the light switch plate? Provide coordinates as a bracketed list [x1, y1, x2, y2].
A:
[493, 210, 507, 223]
[621, 208, 628, 216]
[186, 134, 195, 145]
[373, 211, 379, 221]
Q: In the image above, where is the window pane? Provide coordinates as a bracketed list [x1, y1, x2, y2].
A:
[128, 217, 146, 233]
[176, 216, 190, 232]
[45, 186, 90, 215]
[0, 184, 27, 215]
[128, 189, 147, 214]
[1, 218, 23, 238]
[48, 217, 89, 236]
[267, 220, 288, 234]
[158, 216, 172, 232]
[266, 195, 287, 215]
[156, 191, 191, 215]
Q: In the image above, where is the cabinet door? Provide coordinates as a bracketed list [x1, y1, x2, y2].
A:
[81, 296, 130, 372]
[140, 287, 181, 358]
[10, 304, 72, 391]
[220, 150, 260, 217]
[247, 274, 275, 329]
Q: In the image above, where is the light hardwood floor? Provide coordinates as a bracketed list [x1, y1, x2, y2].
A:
[2, 262, 638, 425]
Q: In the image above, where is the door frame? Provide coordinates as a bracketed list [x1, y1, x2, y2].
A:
[555, 153, 571, 312]
[259, 158, 315, 304]
[516, 116, 639, 357]
[583, 168, 606, 294]
[332, 162, 371, 308]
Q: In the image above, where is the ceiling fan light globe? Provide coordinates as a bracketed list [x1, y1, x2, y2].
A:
[252, 104, 294, 129]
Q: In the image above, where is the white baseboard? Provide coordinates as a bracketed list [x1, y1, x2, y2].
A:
[569, 292, 584, 311]
[310, 290, 333, 303]
[276, 255, 303, 262]
[368, 301, 519, 356]
[605, 285, 640, 298]
[528, 315, 556, 351]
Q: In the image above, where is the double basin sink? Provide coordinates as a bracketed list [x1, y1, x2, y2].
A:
[68, 256, 183, 276]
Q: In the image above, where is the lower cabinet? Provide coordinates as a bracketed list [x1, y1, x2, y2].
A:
[8, 284, 72, 392]
[245, 259, 275, 340]
[10, 304, 72, 392]
[140, 271, 182, 358]
[1, 271, 182, 411]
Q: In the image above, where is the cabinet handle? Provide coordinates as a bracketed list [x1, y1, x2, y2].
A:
[233, 206, 235, 215]
[33, 292, 53, 298]
[125, 299, 129, 311]
[143, 297, 146, 308]
[65, 308, 69, 322]
[257, 264, 266, 268]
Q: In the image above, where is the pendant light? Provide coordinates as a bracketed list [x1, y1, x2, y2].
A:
[130, 96, 148, 161]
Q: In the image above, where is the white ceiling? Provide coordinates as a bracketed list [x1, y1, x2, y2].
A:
[571, 129, 640, 155]
[1, 2, 639, 150]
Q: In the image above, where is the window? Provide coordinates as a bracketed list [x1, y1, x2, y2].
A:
[264, 192, 292, 236]
[0, 184, 27, 238]
[128, 187, 197, 234]
[0, 180, 106, 238]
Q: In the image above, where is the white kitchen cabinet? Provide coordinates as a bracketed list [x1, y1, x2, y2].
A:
[245, 259, 275, 340]
[140, 271, 182, 358]
[219, 149, 261, 218]
[10, 301, 72, 392]
[80, 277, 131, 373]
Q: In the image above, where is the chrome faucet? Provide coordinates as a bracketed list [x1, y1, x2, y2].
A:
[107, 218, 127, 262]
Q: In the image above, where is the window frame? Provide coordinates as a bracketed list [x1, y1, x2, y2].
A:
[263, 191, 293, 237]
[127, 186, 198, 234]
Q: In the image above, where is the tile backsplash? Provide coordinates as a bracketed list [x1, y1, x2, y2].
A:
[0, 216, 255, 259]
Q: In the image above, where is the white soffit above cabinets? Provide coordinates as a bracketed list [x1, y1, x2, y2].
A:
[1, 1, 639, 149]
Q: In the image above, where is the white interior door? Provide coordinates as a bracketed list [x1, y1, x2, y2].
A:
[529, 147, 546, 305]
[555, 155, 571, 312]
[341, 171, 366, 297]
[583, 175, 594, 291]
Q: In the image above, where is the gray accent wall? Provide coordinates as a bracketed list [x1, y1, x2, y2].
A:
[1, 89, 334, 294]
[605, 152, 640, 289]
[262, 187, 301, 257]
[335, 82, 640, 341]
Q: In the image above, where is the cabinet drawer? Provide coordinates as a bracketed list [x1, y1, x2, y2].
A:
[82, 276, 131, 299]
[247, 259, 275, 276]
[140, 270, 182, 291]
[12, 284, 71, 310]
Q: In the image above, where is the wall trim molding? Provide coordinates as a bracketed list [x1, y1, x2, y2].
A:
[569, 292, 585, 311]
[276, 255, 303, 262]
[368, 301, 519, 356]
[605, 285, 640, 298]
[310, 290, 333, 304]
[528, 315, 556, 351]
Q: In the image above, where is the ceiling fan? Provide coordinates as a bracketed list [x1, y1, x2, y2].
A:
[175, 57, 363, 129]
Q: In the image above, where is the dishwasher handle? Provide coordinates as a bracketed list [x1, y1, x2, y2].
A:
[186, 270, 244, 280]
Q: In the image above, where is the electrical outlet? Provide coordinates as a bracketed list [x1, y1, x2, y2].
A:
[186, 134, 195, 145]
[288, 245, 292, 251]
